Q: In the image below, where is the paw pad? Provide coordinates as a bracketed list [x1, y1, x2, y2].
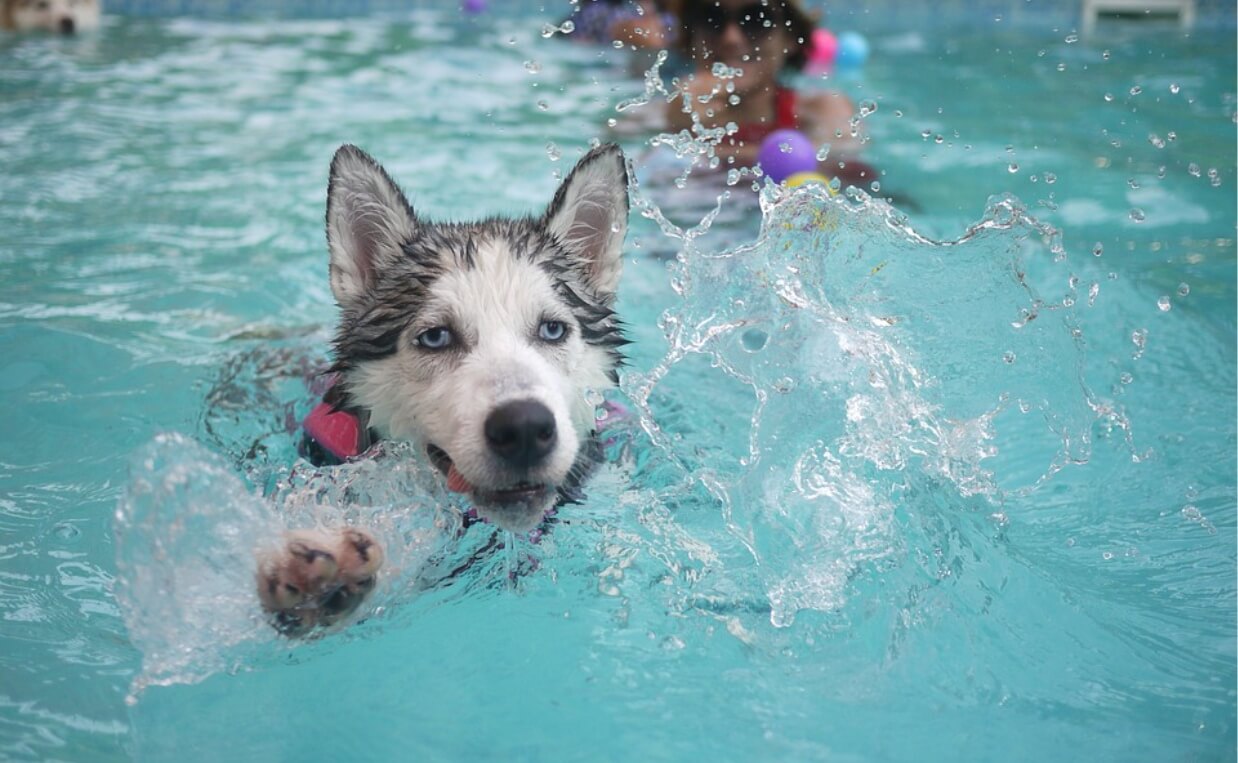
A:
[255, 528, 384, 637]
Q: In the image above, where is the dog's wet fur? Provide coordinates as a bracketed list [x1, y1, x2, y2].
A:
[257, 143, 630, 635]
[1, 0, 100, 34]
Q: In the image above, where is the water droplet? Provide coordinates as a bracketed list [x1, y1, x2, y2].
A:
[740, 328, 769, 352]
[772, 377, 796, 393]
[524, 60, 541, 74]
[1129, 84, 1143, 96]
[1103, 92, 1114, 102]
[1065, 33, 1078, 43]
[1056, 62, 1067, 72]
[1127, 177, 1140, 189]
[1129, 208, 1146, 223]
[920, 129, 932, 140]
[1177, 283, 1190, 297]
[934, 134, 944, 144]
[857, 99, 877, 117]
[815, 145, 830, 161]
[1092, 242, 1104, 257]
[894, 109, 903, 118]
[869, 180, 881, 192]
[1007, 163, 1019, 173]
[536, 100, 549, 111]
[1157, 296, 1172, 312]
[1044, 172, 1057, 184]
[1088, 282, 1100, 306]
[1130, 328, 1148, 359]
[541, 20, 575, 37]
[52, 522, 81, 542]
[1188, 163, 1202, 177]
[1148, 133, 1165, 149]
[1003, 351, 1016, 364]
[606, 117, 617, 127]
[1101, 49, 1111, 60]
[778, 140, 793, 154]
[546, 142, 561, 161]
[611, 39, 624, 48]
[1169, 82, 1180, 94]
[1102, 551, 1114, 560]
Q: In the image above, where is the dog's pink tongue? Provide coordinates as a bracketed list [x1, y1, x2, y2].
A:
[446, 464, 473, 494]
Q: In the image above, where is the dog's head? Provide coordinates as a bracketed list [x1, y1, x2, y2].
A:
[324, 144, 629, 532]
[2, 0, 100, 33]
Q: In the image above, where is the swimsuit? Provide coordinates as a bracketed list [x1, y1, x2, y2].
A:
[731, 85, 800, 145]
[730, 85, 879, 187]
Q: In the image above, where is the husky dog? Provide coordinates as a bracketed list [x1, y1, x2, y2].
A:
[256, 143, 630, 635]
[1, 0, 101, 33]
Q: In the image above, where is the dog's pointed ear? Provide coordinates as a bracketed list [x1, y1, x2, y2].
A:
[543, 144, 628, 297]
[325, 145, 417, 307]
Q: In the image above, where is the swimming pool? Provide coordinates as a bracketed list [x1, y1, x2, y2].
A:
[0, 5, 1234, 761]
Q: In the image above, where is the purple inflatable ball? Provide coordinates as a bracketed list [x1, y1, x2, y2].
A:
[757, 129, 817, 184]
[462, 0, 487, 14]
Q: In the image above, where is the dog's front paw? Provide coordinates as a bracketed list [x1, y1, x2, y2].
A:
[256, 528, 383, 637]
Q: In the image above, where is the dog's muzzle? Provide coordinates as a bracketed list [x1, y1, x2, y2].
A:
[484, 399, 557, 469]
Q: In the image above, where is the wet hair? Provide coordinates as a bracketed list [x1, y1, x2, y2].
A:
[676, 0, 815, 71]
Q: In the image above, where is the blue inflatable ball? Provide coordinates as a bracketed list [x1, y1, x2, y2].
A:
[757, 129, 816, 184]
[836, 31, 870, 69]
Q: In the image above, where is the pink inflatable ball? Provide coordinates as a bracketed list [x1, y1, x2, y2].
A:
[757, 129, 817, 184]
[808, 28, 838, 68]
[461, 0, 487, 13]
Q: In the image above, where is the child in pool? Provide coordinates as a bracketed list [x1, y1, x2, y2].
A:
[667, 0, 877, 189]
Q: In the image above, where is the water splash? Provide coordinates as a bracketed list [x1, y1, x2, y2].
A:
[621, 181, 1103, 626]
[114, 432, 457, 701]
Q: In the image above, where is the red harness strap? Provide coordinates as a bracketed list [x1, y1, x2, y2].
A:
[302, 401, 365, 462]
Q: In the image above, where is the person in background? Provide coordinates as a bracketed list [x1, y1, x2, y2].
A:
[566, 0, 678, 51]
[667, 0, 876, 189]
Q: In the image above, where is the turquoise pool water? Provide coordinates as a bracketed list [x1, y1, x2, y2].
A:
[1, 7, 1234, 761]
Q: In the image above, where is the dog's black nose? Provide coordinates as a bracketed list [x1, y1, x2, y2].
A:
[59, 17, 75, 34]
[484, 400, 557, 469]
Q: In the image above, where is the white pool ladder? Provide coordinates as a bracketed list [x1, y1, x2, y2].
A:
[1081, 0, 1197, 35]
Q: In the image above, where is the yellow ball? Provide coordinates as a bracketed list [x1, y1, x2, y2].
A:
[784, 172, 837, 194]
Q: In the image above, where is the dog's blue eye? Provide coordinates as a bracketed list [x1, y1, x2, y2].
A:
[538, 320, 567, 343]
[416, 327, 453, 350]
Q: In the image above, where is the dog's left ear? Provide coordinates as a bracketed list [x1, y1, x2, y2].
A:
[325, 144, 418, 309]
[543, 144, 629, 297]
